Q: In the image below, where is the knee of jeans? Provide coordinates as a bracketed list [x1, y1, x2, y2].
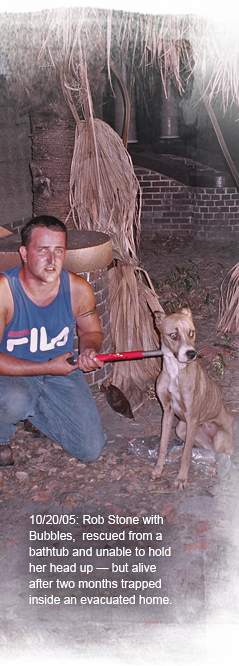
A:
[80, 433, 107, 463]
[0, 386, 35, 423]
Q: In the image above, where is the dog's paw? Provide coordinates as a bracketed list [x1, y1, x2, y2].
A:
[174, 474, 188, 489]
[151, 465, 164, 480]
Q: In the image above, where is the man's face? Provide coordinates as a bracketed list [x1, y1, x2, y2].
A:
[19, 227, 67, 284]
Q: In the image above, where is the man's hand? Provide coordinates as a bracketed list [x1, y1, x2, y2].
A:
[78, 348, 104, 373]
[47, 353, 80, 375]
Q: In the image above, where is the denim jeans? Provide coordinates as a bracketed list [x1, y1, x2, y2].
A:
[0, 370, 106, 461]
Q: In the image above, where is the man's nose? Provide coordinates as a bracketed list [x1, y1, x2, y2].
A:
[46, 249, 55, 263]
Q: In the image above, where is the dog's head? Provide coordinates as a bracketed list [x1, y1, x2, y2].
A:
[154, 307, 197, 363]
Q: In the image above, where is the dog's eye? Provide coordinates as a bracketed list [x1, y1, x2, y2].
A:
[170, 332, 178, 340]
[189, 330, 195, 338]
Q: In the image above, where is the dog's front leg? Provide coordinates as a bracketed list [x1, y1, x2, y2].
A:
[151, 404, 174, 480]
[174, 418, 198, 489]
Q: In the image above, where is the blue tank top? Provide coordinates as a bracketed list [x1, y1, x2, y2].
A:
[0, 266, 76, 362]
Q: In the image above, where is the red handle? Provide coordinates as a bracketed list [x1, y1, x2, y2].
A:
[95, 349, 163, 362]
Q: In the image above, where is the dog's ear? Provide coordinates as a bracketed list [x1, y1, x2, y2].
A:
[154, 310, 166, 328]
[180, 307, 193, 319]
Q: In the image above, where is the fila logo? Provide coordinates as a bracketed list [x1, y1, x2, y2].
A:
[7, 326, 69, 353]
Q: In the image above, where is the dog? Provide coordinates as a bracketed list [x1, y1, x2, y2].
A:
[152, 307, 235, 489]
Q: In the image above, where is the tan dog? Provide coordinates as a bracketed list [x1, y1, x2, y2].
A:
[152, 308, 234, 489]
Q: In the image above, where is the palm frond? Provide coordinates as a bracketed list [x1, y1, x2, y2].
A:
[115, 12, 239, 109]
[108, 265, 164, 395]
[2, 9, 239, 112]
[67, 114, 141, 264]
[219, 263, 239, 333]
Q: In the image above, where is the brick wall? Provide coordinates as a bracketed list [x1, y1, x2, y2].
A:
[135, 166, 239, 239]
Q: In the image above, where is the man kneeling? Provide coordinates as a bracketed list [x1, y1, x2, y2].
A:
[0, 215, 106, 467]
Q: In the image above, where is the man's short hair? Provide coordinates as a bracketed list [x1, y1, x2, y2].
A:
[21, 216, 67, 248]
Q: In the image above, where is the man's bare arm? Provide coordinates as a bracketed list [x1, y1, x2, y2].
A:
[77, 318, 104, 373]
[78, 305, 96, 318]
[0, 351, 79, 376]
[70, 273, 104, 372]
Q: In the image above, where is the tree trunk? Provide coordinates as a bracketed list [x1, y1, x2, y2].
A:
[30, 98, 76, 226]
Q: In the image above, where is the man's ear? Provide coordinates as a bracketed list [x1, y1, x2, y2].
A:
[19, 246, 27, 264]
[154, 310, 166, 329]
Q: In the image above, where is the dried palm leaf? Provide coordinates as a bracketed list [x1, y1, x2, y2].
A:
[2, 9, 239, 115]
[218, 262, 239, 333]
[108, 264, 164, 396]
[67, 116, 141, 264]
[106, 10, 239, 113]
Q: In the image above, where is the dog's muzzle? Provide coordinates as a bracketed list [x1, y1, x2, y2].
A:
[186, 349, 197, 361]
[177, 344, 197, 363]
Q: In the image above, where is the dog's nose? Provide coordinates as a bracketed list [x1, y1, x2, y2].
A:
[186, 349, 196, 361]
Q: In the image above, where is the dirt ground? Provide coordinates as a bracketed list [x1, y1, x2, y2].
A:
[1, 231, 239, 666]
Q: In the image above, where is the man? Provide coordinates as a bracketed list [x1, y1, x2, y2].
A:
[0, 215, 106, 467]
